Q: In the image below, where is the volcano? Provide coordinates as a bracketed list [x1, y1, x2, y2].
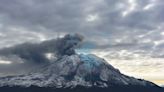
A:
[0, 54, 163, 92]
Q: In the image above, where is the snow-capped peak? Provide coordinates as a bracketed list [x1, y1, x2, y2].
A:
[0, 54, 157, 88]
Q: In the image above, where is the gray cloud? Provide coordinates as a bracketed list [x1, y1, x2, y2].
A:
[0, 0, 163, 59]
[0, 0, 164, 83]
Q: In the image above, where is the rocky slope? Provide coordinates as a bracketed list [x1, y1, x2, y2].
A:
[0, 54, 158, 89]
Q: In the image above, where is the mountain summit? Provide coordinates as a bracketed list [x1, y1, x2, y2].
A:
[0, 34, 163, 92]
[0, 54, 163, 92]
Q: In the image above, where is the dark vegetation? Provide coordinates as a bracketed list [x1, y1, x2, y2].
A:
[0, 85, 163, 92]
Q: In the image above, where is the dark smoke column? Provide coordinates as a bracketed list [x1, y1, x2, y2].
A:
[55, 33, 84, 57]
[0, 33, 84, 63]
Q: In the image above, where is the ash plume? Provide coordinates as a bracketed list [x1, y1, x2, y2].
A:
[0, 34, 83, 63]
[55, 33, 83, 57]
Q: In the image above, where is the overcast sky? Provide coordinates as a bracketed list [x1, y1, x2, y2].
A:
[0, 0, 164, 85]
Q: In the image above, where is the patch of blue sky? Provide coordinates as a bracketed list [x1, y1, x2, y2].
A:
[76, 49, 91, 55]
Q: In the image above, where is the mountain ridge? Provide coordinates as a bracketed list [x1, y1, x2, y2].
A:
[0, 54, 164, 92]
[0, 54, 160, 88]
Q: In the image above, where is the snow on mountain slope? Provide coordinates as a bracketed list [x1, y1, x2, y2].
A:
[0, 54, 157, 88]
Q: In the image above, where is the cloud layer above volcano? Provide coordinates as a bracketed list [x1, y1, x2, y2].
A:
[0, 0, 164, 85]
